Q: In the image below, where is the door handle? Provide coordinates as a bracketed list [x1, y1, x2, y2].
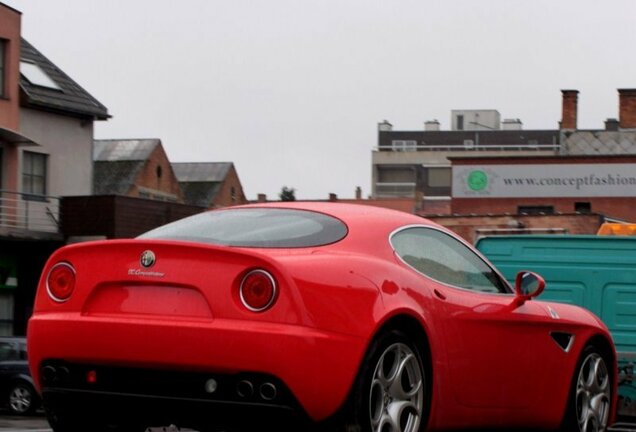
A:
[433, 289, 446, 300]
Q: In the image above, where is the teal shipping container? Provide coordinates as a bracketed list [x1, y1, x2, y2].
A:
[476, 235, 636, 417]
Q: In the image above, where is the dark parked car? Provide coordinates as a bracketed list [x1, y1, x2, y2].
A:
[0, 337, 39, 415]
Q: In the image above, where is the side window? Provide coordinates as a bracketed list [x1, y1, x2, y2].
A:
[0, 341, 16, 361]
[391, 227, 508, 293]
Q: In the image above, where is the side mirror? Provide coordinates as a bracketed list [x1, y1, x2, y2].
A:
[513, 271, 545, 305]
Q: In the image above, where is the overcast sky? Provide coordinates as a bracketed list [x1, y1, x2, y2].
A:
[5, 0, 636, 199]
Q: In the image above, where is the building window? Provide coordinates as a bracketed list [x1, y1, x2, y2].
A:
[0, 40, 6, 98]
[518, 205, 554, 215]
[378, 167, 416, 183]
[575, 202, 591, 214]
[231, 186, 237, 203]
[427, 167, 451, 188]
[22, 151, 47, 199]
[457, 115, 464, 131]
[391, 140, 417, 152]
[20, 61, 61, 90]
[376, 166, 416, 197]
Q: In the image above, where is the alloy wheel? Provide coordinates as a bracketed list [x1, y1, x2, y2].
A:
[9, 384, 32, 414]
[575, 352, 610, 432]
[369, 342, 424, 432]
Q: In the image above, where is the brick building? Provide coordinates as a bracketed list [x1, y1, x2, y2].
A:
[438, 89, 636, 240]
[93, 139, 184, 202]
[372, 111, 560, 215]
[451, 155, 636, 222]
[172, 162, 248, 208]
[449, 89, 636, 223]
[369, 88, 636, 241]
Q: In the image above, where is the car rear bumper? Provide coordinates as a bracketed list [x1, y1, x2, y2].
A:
[40, 363, 311, 430]
[28, 313, 367, 422]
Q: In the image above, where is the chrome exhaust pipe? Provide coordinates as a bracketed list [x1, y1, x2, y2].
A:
[259, 382, 277, 401]
[236, 380, 254, 398]
[42, 366, 57, 383]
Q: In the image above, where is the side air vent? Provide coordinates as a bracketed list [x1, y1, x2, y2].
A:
[551, 332, 575, 352]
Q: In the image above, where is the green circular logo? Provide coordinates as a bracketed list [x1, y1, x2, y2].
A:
[467, 170, 488, 191]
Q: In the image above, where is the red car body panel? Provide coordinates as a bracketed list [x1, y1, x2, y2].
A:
[28, 240, 372, 420]
[27, 202, 617, 430]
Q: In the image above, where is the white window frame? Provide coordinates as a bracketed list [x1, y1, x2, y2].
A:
[22, 151, 48, 199]
[391, 140, 417, 152]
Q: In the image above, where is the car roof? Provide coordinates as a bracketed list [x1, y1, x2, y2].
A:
[219, 202, 442, 253]
[230, 201, 430, 228]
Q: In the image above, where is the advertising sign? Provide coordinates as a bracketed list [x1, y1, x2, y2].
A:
[453, 164, 636, 198]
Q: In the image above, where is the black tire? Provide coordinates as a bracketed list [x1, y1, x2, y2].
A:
[337, 329, 429, 432]
[7, 381, 39, 415]
[561, 345, 612, 432]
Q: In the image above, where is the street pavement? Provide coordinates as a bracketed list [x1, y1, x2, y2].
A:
[0, 414, 192, 432]
[0, 413, 50, 431]
[0, 413, 200, 432]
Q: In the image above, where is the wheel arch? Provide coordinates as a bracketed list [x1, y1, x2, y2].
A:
[9, 374, 36, 387]
[560, 332, 618, 429]
[327, 312, 434, 431]
[371, 313, 434, 422]
[585, 333, 616, 361]
[584, 333, 618, 405]
[374, 314, 432, 377]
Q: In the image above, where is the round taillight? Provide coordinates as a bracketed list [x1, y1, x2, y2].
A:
[46, 263, 76, 302]
[240, 269, 277, 312]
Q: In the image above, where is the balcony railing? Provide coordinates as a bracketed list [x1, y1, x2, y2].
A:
[0, 190, 61, 233]
[374, 144, 561, 152]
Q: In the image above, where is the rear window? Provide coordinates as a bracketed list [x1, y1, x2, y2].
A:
[139, 208, 348, 248]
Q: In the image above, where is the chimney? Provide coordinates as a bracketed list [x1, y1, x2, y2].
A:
[424, 120, 440, 131]
[560, 90, 579, 130]
[257, 193, 267, 202]
[328, 193, 338, 202]
[605, 118, 620, 131]
[619, 89, 636, 129]
[378, 120, 393, 132]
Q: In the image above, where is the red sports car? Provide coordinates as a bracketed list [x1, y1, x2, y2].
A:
[28, 203, 616, 432]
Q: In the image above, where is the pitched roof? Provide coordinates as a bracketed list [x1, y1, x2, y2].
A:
[93, 161, 145, 195]
[92, 139, 160, 195]
[93, 139, 159, 161]
[20, 38, 109, 120]
[178, 182, 223, 208]
[171, 162, 232, 182]
[171, 162, 233, 207]
[0, 2, 21, 15]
